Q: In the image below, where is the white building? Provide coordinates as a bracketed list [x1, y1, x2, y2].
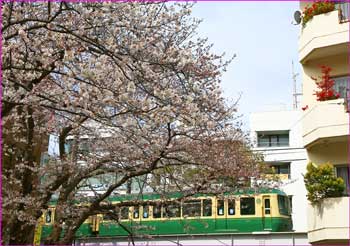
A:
[250, 110, 309, 236]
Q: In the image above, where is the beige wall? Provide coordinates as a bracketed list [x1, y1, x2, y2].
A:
[300, 2, 350, 244]
[301, 53, 349, 107]
[301, 53, 349, 147]
[307, 140, 348, 165]
[302, 98, 349, 147]
[308, 197, 350, 243]
[299, 10, 349, 63]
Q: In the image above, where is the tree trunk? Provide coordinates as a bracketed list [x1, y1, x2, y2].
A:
[7, 220, 35, 245]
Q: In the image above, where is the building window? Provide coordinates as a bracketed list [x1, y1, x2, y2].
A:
[332, 75, 350, 100]
[257, 131, 289, 147]
[335, 165, 350, 196]
[336, 2, 350, 22]
[268, 163, 291, 179]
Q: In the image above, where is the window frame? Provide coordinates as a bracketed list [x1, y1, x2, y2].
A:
[227, 199, 236, 216]
[202, 199, 213, 217]
[162, 201, 181, 219]
[332, 75, 350, 100]
[216, 199, 225, 216]
[45, 208, 54, 224]
[268, 162, 291, 179]
[240, 197, 256, 216]
[182, 199, 201, 218]
[152, 203, 162, 219]
[257, 131, 290, 148]
[335, 164, 350, 196]
[278, 195, 290, 216]
[119, 206, 130, 220]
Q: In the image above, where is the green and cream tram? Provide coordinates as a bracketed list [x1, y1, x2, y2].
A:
[38, 188, 292, 241]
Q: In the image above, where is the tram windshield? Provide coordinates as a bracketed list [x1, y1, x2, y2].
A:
[277, 195, 291, 216]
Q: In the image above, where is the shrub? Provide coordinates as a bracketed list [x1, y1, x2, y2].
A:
[304, 162, 345, 204]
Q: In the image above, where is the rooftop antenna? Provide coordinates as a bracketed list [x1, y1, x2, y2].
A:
[292, 61, 302, 109]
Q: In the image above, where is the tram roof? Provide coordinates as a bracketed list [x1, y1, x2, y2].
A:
[107, 188, 286, 202]
[48, 188, 286, 205]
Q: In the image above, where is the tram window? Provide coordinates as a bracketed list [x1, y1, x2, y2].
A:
[288, 195, 293, 213]
[183, 200, 201, 217]
[228, 199, 235, 215]
[203, 199, 212, 217]
[153, 204, 162, 218]
[143, 205, 149, 219]
[133, 207, 139, 219]
[163, 202, 181, 218]
[119, 207, 129, 220]
[240, 197, 255, 215]
[278, 195, 289, 215]
[217, 200, 224, 216]
[103, 213, 116, 221]
[45, 210, 52, 223]
[264, 199, 271, 215]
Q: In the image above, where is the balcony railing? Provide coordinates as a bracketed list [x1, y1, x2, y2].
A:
[336, 2, 350, 22]
[257, 140, 289, 148]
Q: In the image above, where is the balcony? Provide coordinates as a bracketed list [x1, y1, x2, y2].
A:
[302, 98, 349, 148]
[299, 6, 349, 64]
[307, 197, 350, 244]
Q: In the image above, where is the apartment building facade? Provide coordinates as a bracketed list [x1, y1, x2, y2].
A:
[298, 1, 350, 244]
[250, 110, 309, 243]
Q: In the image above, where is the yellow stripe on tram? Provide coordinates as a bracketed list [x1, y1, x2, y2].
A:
[33, 217, 44, 246]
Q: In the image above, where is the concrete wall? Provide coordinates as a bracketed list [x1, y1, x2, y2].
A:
[75, 232, 310, 246]
[250, 110, 309, 233]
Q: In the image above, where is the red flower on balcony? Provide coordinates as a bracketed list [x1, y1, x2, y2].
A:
[313, 65, 340, 101]
[302, 1, 335, 27]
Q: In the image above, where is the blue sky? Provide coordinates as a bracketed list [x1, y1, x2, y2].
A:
[192, 2, 302, 129]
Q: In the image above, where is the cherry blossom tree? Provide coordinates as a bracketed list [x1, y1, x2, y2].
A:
[2, 2, 263, 244]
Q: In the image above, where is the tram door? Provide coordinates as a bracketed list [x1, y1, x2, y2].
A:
[262, 196, 272, 230]
[215, 199, 227, 230]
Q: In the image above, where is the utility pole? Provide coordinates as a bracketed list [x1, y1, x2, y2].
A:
[292, 61, 302, 109]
